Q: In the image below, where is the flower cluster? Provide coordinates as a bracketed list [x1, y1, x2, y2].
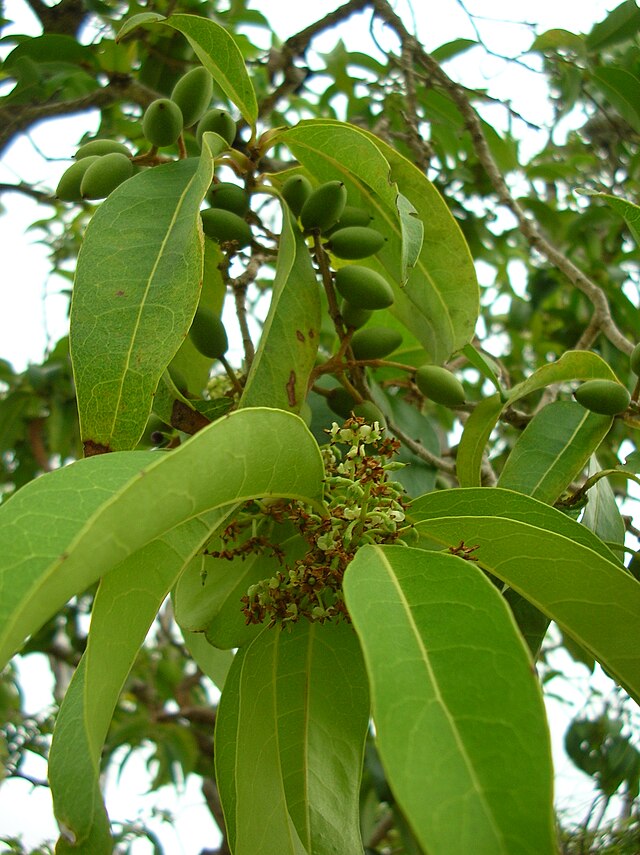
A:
[234, 416, 412, 627]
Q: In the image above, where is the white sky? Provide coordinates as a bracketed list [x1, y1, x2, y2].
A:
[0, 0, 636, 852]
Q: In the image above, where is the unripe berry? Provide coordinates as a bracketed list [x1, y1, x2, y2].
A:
[208, 182, 250, 216]
[350, 327, 402, 360]
[142, 98, 184, 147]
[415, 365, 466, 407]
[196, 109, 236, 147]
[201, 208, 252, 248]
[327, 226, 385, 259]
[334, 266, 394, 310]
[189, 308, 228, 359]
[281, 174, 312, 217]
[75, 139, 131, 159]
[171, 66, 213, 128]
[300, 180, 347, 232]
[56, 156, 101, 201]
[573, 379, 630, 415]
[80, 152, 134, 200]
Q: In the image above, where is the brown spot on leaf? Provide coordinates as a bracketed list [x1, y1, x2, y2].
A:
[83, 439, 112, 457]
[296, 330, 305, 343]
[171, 399, 211, 435]
[115, 290, 125, 297]
[286, 371, 297, 407]
[308, 329, 316, 338]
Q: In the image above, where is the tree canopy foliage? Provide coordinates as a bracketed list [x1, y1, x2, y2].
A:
[1, 1, 640, 853]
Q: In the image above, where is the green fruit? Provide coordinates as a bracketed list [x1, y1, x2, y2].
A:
[352, 401, 386, 427]
[327, 387, 358, 419]
[327, 226, 385, 259]
[75, 139, 131, 159]
[142, 98, 184, 147]
[201, 208, 252, 248]
[330, 205, 373, 231]
[334, 266, 394, 310]
[573, 379, 630, 415]
[189, 308, 229, 359]
[350, 327, 402, 360]
[170, 66, 213, 128]
[415, 365, 466, 407]
[281, 175, 312, 217]
[300, 180, 347, 232]
[341, 301, 372, 330]
[80, 152, 133, 200]
[631, 343, 640, 376]
[196, 109, 236, 146]
[56, 156, 101, 201]
[208, 182, 250, 216]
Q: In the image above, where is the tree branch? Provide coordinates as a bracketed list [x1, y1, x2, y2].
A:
[369, 0, 633, 356]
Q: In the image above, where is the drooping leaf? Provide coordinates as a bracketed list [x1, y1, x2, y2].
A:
[456, 393, 503, 488]
[586, 0, 640, 51]
[497, 401, 612, 503]
[0, 408, 325, 671]
[587, 191, 640, 247]
[215, 621, 370, 855]
[591, 67, 640, 134]
[115, 12, 167, 42]
[240, 208, 321, 411]
[50, 512, 226, 854]
[164, 14, 258, 126]
[279, 119, 478, 362]
[343, 544, 556, 855]
[410, 487, 640, 703]
[70, 136, 225, 452]
[580, 456, 626, 548]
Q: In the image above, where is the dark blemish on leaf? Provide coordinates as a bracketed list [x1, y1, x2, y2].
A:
[59, 552, 69, 562]
[296, 330, 305, 343]
[171, 399, 211, 435]
[308, 329, 316, 339]
[286, 371, 297, 407]
[83, 439, 112, 457]
[115, 290, 126, 297]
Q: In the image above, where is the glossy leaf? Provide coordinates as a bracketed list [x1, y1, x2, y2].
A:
[70, 137, 223, 452]
[241, 208, 321, 411]
[588, 191, 640, 247]
[0, 408, 325, 671]
[165, 14, 258, 126]
[180, 627, 234, 691]
[457, 351, 619, 487]
[50, 512, 225, 854]
[115, 12, 166, 42]
[586, 0, 640, 51]
[343, 544, 555, 855]
[215, 621, 370, 855]
[497, 401, 612, 503]
[410, 488, 640, 703]
[279, 119, 478, 362]
[591, 67, 640, 134]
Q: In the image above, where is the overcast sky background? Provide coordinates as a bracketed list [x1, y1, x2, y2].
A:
[0, 0, 636, 852]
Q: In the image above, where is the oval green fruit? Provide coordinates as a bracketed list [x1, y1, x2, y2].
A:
[341, 301, 372, 330]
[196, 109, 236, 146]
[142, 98, 184, 147]
[300, 180, 347, 232]
[327, 387, 358, 419]
[208, 182, 250, 216]
[171, 66, 213, 128]
[415, 365, 466, 407]
[75, 139, 131, 159]
[573, 379, 630, 415]
[201, 208, 252, 248]
[331, 205, 373, 231]
[630, 343, 640, 376]
[327, 226, 385, 259]
[80, 152, 134, 200]
[281, 174, 312, 217]
[350, 327, 402, 360]
[334, 266, 394, 310]
[56, 156, 101, 201]
[189, 308, 229, 359]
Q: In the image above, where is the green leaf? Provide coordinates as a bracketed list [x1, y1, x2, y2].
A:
[580, 456, 626, 548]
[215, 621, 370, 855]
[410, 488, 640, 703]
[586, 191, 640, 248]
[457, 351, 619, 487]
[240, 208, 321, 411]
[343, 544, 556, 855]
[591, 67, 640, 134]
[50, 513, 224, 854]
[529, 28, 587, 56]
[115, 12, 167, 42]
[497, 401, 612, 504]
[430, 38, 478, 62]
[456, 393, 504, 488]
[396, 192, 424, 280]
[179, 627, 234, 691]
[164, 14, 258, 126]
[0, 408, 325, 671]
[279, 119, 478, 362]
[586, 0, 640, 51]
[70, 138, 222, 452]
[461, 343, 505, 397]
